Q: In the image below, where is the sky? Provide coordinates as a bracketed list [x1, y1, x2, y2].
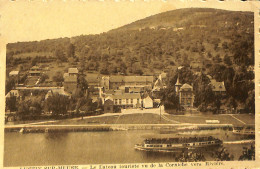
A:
[0, 0, 257, 43]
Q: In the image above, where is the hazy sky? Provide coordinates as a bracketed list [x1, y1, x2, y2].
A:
[0, 0, 257, 43]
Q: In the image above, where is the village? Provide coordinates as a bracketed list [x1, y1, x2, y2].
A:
[5, 61, 233, 124]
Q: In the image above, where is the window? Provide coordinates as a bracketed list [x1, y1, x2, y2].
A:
[137, 98, 140, 103]
[119, 99, 122, 105]
[126, 99, 129, 104]
[131, 99, 133, 104]
[115, 99, 118, 105]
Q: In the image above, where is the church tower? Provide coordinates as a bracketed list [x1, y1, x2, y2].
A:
[175, 75, 182, 95]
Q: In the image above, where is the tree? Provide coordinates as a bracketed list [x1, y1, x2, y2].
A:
[40, 74, 49, 83]
[17, 100, 30, 118]
[213, 96, 221, 114]
[159, 86, 180, 110]
[229, 97, 238, 112]
[31, 57, 37, 66]
[78, 74, 88, 94]
[224, 55, 232, 66]
[6, 95, 17, 112]
[5, 78, 16, 95]
[52, 72, 64, 86]
[67, 43, 75, 58]
[45, 93, 70, 116]
[55, 48, 67, 63]
[246, 90, 255, 114]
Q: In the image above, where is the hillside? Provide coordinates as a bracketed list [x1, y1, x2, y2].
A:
[6, 8, 255, 113]
[6, 8, 254, 76]
[7, 8, 254, 74]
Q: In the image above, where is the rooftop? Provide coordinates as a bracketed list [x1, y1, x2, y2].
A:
[64, 76, 77, 82]
[9, 71, 19, 76]
[68, 68, 79, 74]
[110, 76, 153, 83]
[85, 74, 100, 83]
[112, 93, 141, 99]
[180, 83, 193, 91]
[210, 80, 226, 92]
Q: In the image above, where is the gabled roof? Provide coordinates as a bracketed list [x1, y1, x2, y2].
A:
[5, 90, 19, 98]
[210, 80, 226, 92]
[45, 88, 70, 99]
[64, 76, 77, 82]
[160, 73, 167, 79]
[68, 68, 78, 74]
[144, 95, 153, 101]
[180, 83, 193, 91]
[9, 71, 19, 76]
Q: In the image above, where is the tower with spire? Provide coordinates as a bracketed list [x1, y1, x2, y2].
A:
[175, 75, 182, 95]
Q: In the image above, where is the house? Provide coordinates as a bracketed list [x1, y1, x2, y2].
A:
[9, 70, 19, 77]
[30, 66, 41, 71]
[101, 75, 154, 90]
[5, 90, 20, 99]
[63, 73, 69, 79]
[9, 71, 20, 84]
[109, 76, 125, 89]
[45, 87, 71, 100]
[85, 74, 100, 88]
[29, 70, 41, 77]
[143, 95, 153, 109]
[68, 68, 78, 76]
[210, 79, 226, 95]
[64, 76, 77, 93]
[104, 98, 114, 113]
[152, 72, 167, 92]
[178, 83, 194, 108]
[28, 66, 42, 76]
[103, 92, 142, 109]
[113, 93, 142, 109]
[101, 76, 110, 90]
[175, 77, 194, 108]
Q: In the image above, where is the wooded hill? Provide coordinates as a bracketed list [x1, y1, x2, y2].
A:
[6, 8, 255, 113]
[7, 8, 254, 75]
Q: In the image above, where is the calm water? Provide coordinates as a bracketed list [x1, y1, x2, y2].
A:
[4, 129, 254, 167]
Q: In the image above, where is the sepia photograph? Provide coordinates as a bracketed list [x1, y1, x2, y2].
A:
[1, 1, 258, 168]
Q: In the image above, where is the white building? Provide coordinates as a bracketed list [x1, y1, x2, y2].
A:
[143, 95, 153, 109]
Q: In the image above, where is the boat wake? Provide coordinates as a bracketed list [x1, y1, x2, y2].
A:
[223, 140, 255, 144]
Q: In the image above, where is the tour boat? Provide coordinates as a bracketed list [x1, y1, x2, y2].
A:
[135, 136, 222, 152]
[232, 125, 255, 136]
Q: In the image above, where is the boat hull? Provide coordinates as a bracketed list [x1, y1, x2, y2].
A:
[134, 143, 222, 152]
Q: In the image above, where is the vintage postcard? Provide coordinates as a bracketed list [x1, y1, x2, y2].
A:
[0, 0, 259, 169]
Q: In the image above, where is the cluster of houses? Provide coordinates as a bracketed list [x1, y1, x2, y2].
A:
[6, 66, 227, 114]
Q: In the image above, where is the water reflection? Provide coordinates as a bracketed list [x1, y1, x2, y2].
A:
[4, 129, 255, 167]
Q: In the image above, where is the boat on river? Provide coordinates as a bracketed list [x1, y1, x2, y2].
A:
[232, 125, 255, 136]
[135, 136, 222, 152]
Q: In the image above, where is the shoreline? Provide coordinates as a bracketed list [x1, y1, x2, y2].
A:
[5, 123, 234, 133]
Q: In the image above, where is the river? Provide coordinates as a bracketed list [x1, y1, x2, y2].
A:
[4, 129, 254, 167]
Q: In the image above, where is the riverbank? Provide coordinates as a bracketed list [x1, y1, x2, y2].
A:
[5, 123, 234, 133]
[4, 113, 254, 133]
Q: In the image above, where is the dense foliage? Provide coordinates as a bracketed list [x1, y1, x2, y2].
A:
[6, 8, 255, 114]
